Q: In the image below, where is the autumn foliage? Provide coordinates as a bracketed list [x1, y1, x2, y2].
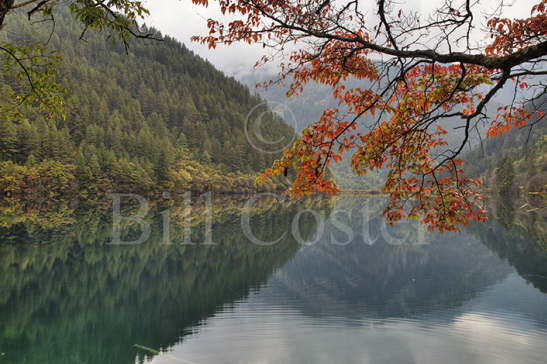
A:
[191, 0, 547, 231]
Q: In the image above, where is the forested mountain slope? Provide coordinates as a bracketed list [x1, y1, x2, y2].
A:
[0, 8, 293, 208]
[465, 94, 547, 180]
[464, 94, 546, 238]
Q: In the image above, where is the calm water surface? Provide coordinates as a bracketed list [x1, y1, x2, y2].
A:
[0, 196, 546, 364]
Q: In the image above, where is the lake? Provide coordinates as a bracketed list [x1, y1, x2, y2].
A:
[0, 195, 546, 364]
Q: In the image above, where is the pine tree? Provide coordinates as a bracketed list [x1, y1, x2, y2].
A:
[496, 156, 516, 197]
[0, 120, 17, 161]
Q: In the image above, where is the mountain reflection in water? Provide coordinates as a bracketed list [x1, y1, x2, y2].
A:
[0, 195, 546, 364]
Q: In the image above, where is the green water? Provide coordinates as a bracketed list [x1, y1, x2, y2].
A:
[0, 196, 546, 364]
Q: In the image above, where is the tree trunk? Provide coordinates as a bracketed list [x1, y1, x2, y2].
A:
[0, 0, 15, 30]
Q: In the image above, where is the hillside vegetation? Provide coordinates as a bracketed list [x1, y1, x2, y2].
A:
[0, 9, 293, 211]
[465, 95, 546, 240]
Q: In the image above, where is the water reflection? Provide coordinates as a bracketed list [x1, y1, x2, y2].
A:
[0, 198, 319, 364]
[0, 195, 546, 364]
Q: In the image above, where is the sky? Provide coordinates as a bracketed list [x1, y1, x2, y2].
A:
[144, 0, 262, 77]
[143, 0, 538, 79]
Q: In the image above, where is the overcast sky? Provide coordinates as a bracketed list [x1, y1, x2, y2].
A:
[143, 0, 537, 79]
